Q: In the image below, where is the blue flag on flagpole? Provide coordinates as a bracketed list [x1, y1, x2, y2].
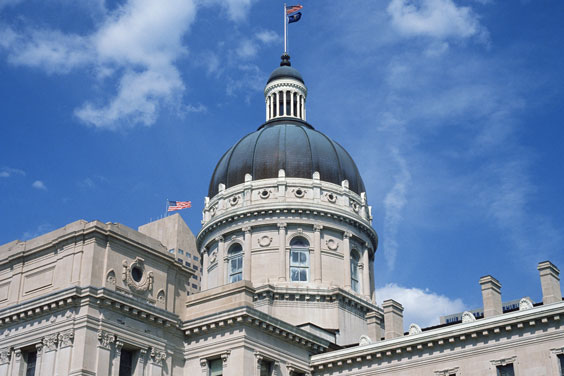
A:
[288, 12, 302, 24]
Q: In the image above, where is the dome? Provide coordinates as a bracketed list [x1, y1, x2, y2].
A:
[208, 118, 366, 198]
[266, 53, 304, 84]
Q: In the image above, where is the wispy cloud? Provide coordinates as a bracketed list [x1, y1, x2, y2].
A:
[375, 283, 466, 328]
[0, 167, 25, 178]
[32, 180, 47, 190]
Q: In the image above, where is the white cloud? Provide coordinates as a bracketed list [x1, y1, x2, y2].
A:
[236, 39, 258, 59]
[375, 283, 466, 328]
[32, 180, 47, 190]
[0, 167, 25, 178]
[205, 0, 257, 22]
[256, 30, 278, 44]
[387, 0, 486, 41]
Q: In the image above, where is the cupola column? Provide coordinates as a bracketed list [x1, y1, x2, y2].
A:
[313, 224, 323, 283]
[283, 90, 287, 116]
[202, 248, 209, 290]
[278, 223, 287, 281]
[343, 232, 352, 290]
[363, 246, 371, 298]
[243, 227, 252, 281]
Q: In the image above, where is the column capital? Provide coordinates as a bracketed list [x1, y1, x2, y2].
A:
[242, 226, 252, 233]
[150, 347, 167, 364]
[0, 347, 10, 365]
[139, 348, 148, 364]
[42, 333, 58, 352]
[115, 340, 124, 353]
[58, 329, 74, 348]
[35, 343, 43, 355]
[313, 224, 323, 232]
[343, 231, 353, 239]
[277, 222, 287, 229]
[97, 330, 115, 349]
[215, 236, 224, 243]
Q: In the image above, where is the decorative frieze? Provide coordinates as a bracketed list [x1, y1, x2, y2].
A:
[97, 330, 116, 349]
[490, 356, 516, 367]
[435, 367, 459, 376]
[0, 348, 10, 365]
[150, 347, 167, 363]
[122, 257, 154, 293]
[58, 329, 74, 348]
[42, 333, 58, 352]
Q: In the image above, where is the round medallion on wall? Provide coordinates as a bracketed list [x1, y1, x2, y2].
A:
[210, 205, 217, 217]
[326, 239, 339, 251]
[259, 189, 271, 199]
[258, 235, 273, 247]
[293, 188, 306, 198]
[326, 192, 337, 203]
[229, 195, 240, 206]
[350, 200, 360, 212]
[122, 257, 153, 293]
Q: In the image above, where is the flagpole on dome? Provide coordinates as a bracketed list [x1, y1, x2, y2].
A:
[284, 3, 287, 54]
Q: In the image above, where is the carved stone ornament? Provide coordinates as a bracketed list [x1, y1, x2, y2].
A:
[58, 329, 74, 348]
[229, 195, 240, 206]
[461, 311, 476, 323]
[209, 250, 217, 264]
[97, 330, 116, 349]
[157, 289, 166, 303]
[106, 269, 116, 285]
[150, 347, 167, 363]
[359, 335, 373, 346]
[210, 205, 217, 217]
[519, 297, 534, 311]
[326, 239, 339, 251]
[435, 367, 459, 376]
[0, 348, 10, 365]
[122, 257, 154, 293]
[350, 200, 360, 212]
[42, 333, 58, 352]
[293, 188, 306, 198]
[258, 235, 273, 247]
[408, 323, 422, 335]
[551, 346, 564, 355]
[490, 356, 516, 367]
[325, 192, 337, 203]
[259, 189, 271, 199]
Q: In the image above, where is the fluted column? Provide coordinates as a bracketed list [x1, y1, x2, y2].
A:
[10, 349, 23, 376]
[216, 236, 225, 286]
[302, 97, 306, 120]
[283, 91, 287, 116]
[265, 98, 269, 120]
[243, 227, 252, 281]
[313, 225, 323, 283]
[278, 223, 287, 281]
[343, 232, 352, 289]
[363, 245, 371, 298]
[202, 248, 209, 291]
[291, 91, 296, 117]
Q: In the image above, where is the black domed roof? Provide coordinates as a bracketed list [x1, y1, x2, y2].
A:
[208, 118, 366, 198]
[266, 53, 304, 84]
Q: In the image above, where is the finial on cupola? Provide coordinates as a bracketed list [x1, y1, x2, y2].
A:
[280, 53, 291, 66]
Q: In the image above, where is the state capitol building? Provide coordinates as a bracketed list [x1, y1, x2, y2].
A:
[0, 53, 562, 376]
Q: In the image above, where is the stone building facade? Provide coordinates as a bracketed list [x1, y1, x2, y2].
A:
[0, 54, 562, 376]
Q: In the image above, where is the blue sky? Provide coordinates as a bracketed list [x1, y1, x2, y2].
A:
[1, 0, 563, 327]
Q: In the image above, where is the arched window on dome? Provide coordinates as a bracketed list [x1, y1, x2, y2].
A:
[351, 250, 360, 293]
[278, 90, 284, 116]
[290, 237, 309, 282]
[293, 92, 298, 117]
[286, 90, 291, 116]
[272, 93, 277, 117]
[228, 243, 243, 283]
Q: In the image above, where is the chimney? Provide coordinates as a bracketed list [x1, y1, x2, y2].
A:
[480, 275, 502, 318]
[366, 310, 384, 342]
[537, 261, 562, 305]
[383, 299, 404, 339]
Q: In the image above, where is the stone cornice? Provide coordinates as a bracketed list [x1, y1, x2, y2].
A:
[182, 306, 331, 354]
[310, 301, 564, 370]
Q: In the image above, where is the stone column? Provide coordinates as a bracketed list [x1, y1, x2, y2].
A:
[35, 343, 44, 376]
[96, 330, 115, 376]
[300, 96, 304, 120]
[55, 330, 74, 376]
[40, 334, 58, 375]
[291, 91, 296, 117]
[148, 349, 166, 376]
[216, 236, 225, 286]
[283, 91, 286, 116]
[343, 232, 352, 289]
[278, 223, 287, 281]
[243, 227, 252, 281]
[9, 349, 23, 376]
[0, 348, 10, 376]
[362, 246, 371, 298]
[135, 348, 147, 376]
[111, 341, 124, 376]
[313, 225, 323, 283]
[202, 248, 209, 291]
[220, 351, 230, 376]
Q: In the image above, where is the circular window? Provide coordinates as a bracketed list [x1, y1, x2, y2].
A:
[230, 196, 239, 206]
[260, 189, 270, 199]
[131, 266, 143, 283]
[294, 188, 305, 198]
[351, 202, 359, 212]
[327, 193, 337, 203]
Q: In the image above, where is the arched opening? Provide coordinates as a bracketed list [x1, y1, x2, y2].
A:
[351, 250, 360, 292]
[286, 90, 291, 116]
[278, 90, 284, 116]
[293, 92, 298, 117]
[290, 237, 309, 282]
[228, 243, 243, 283]
[272, 93, 277, 117]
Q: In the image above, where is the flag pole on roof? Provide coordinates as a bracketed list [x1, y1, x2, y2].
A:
[284, 4, 303, 54]
[284, 3, 287, 53]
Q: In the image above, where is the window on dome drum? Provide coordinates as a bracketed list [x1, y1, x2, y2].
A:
[496, 364, 515, 376]
[285, 90, 291, 116]
[290, 237, 309, 282]
[293, 92, 298, 116]
[23, 348, 37, 376]
[351, 250, 360, 293]
[272, 93, 277, 117]
[228, 243, 243, 283]
[209, 358, 223, 376]
[178, 249, 184, 255]
[118, 348, 135, 376]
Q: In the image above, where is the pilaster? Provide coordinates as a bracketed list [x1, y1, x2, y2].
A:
[278, 223, 287, 281]
[343, 231, 352, 290]
[216, 236, 225, 286]
[313, 225, 323, 283]
[243, 227, 252, 281]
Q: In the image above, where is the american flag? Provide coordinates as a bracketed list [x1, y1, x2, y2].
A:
[286, 4, 303, 14]
[168, 200, 192, 211]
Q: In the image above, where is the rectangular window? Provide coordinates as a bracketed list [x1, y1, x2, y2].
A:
[186, 253, 191, 259]
[192, 274, 198, 280]
[290, 250, 309, 282]
[209, 358, 223, 376]
[497, 364, 515, 376]
[193, 255, 199, 262]
[168, 249, 175, 254]
[178, 249, 184, 255]
[193, 265, 199, 271]
[229, 257, 243, 283]
[185, 261, 191, 268]
[260, 360, 274, 376]
[192, 283, 198, 289]
[558, 354, 564, 376]
[119, 349, 134, 376]
[177, 258, 183, 263]
[25, 351, 37, 376]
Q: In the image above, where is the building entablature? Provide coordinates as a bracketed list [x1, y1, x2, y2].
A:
[201, 175, 372, 228]
[182, 305, 332, 355]
[310, 300, 564, 371]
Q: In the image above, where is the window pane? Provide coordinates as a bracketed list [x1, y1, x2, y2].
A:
[291, 268, 300, 281]
[209, 359, 223, 376]
[291, 252, 299, 264]
[299, 269, 307, 281]
[25, 351, 37, 376]
[299, 251, 307, 265]
[497, 364, 515, 376]
[559, 354, 564, 376]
